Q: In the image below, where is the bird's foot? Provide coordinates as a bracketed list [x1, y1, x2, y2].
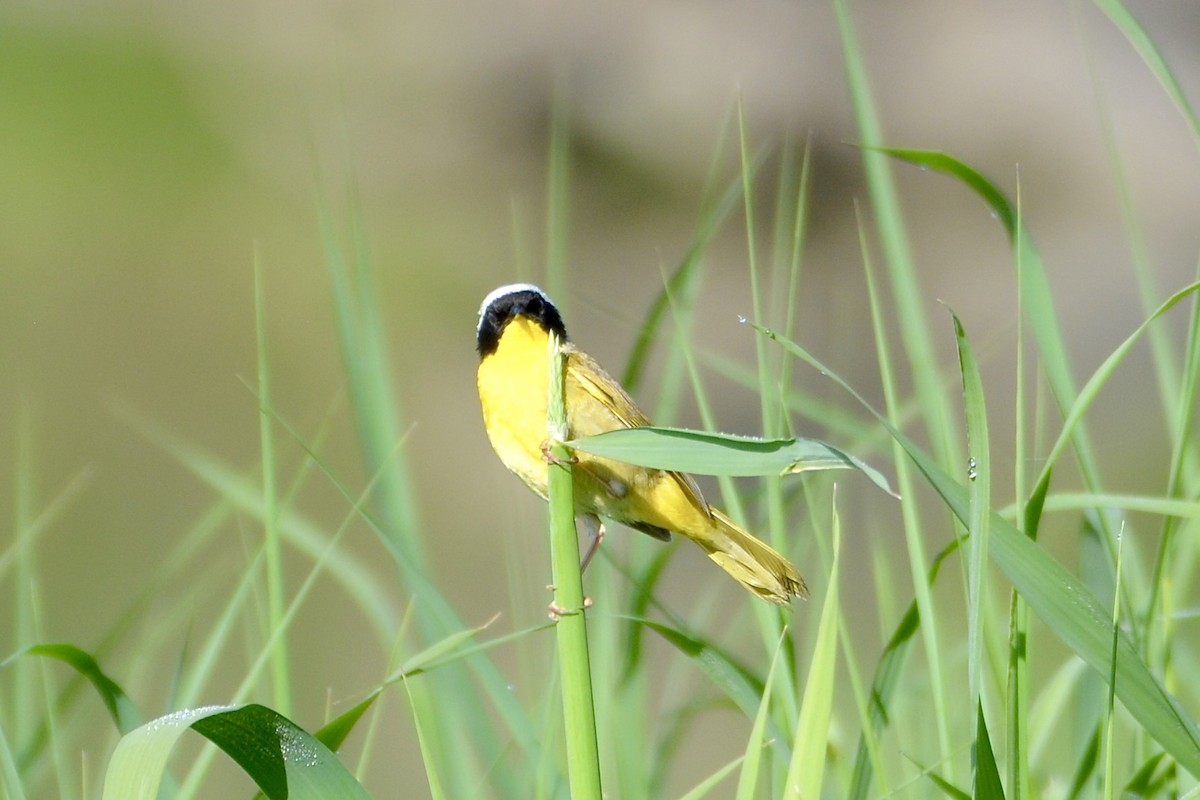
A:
[548, 596, 593, 620]
[539, 440, 578, 466]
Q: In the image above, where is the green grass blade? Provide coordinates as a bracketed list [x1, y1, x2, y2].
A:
[1102, 530, 1124, 800]
[847, 538, 960, 800]
[254, 246, 291, 718]
[869, 148, 1080, 409]
[103, 704, 371, 800]
[400, 676, 447, 800]
[1122, 752, 1169, 797]
[786, 496, 841, 798]
[973, 702, 1005, 800]
[735, 629, 785, 800]
[1146, 259, 1200, 653]
[677, 753, 745, 800]
[633, 618, 789, 759]
[569, 426, 895, 495]
[0, 721, 23, 800]
[951, 309, 991, 710]
[620, 160, 750, 393]
[318, 199, 424, 567]
[927, 767, 971, 799]
[2, 644, 142, 735]
[754, 324, 1200, 777]
[1029, 281, 1200, 510]
[314, 617, 504, 752]
[1021, 492, 1200, 520]
[1006, 162, 1031, 800]
[1067, 727, 1101, 800]
[867, 148, 1015, 239]
[1092, 0, 1200, 150]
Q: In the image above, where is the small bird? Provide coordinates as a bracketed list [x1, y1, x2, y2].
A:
[475, 283, 807, 604]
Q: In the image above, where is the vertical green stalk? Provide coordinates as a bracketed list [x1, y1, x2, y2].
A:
[254, 248, 290, 716]
[1102, 531, 1125, 800]
[546, 332, 602, 800]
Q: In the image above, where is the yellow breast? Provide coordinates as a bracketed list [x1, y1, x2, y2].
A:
[477, 316, 555, 497]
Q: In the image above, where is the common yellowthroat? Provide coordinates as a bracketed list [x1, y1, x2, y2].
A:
[476, 284, 807, 604]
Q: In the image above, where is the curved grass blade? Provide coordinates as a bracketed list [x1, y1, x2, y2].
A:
[677, 752, 745, 800]
[1122, 752, 1171, 797]
[866, 148, 1081, 431]
[314, 616, 510, 752]
[102, 704, 370, 800]
[2, 644, 142, 735]
[632, 618, 788, 760]
[1092, 0, 1200, 150]
[569, 426, 896, 496]
[867, 148, 1015, 239]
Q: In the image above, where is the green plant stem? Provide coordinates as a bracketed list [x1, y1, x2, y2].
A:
[254, 248, 291, 717]
[547, 332, 602, 800]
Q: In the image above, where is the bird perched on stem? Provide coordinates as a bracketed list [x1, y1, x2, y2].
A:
[476, 283, 807, 604]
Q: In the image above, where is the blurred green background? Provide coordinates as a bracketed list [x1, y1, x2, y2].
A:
[3, 1, 1198, 794]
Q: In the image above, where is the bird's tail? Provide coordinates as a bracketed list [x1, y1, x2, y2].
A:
[699, 508, 808, 604]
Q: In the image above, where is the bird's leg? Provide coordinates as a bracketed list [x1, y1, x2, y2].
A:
[545, 514, 603, 618]
[577, 514, 606, 573]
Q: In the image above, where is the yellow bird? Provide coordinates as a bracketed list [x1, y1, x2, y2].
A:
[475, 284, 807, 604]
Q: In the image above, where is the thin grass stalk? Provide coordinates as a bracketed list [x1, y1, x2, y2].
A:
[546, 331, 602, 800]
[1007, 174, 1031, 800]
[1103, 529, 1125, 800]
[253, 247, 291, 717]
[13, 406, 36, 749]
[1144, 256, 1200, 681]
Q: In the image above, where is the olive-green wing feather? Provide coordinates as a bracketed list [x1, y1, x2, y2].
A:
[565, 347, 711, 519]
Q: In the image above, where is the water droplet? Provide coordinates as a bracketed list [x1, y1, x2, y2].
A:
[967, 457, 978, 482]
[737, 315, 748, 324]
[277, 722, 321, 767]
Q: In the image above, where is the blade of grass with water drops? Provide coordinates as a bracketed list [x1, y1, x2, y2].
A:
[569, 426, 896, 497]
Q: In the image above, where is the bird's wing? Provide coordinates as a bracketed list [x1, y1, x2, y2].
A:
[565, 347, 650, 429]
[565, 347, 711, 518]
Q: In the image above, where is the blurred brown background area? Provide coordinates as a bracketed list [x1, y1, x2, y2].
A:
[2, 0, 1199, 790]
